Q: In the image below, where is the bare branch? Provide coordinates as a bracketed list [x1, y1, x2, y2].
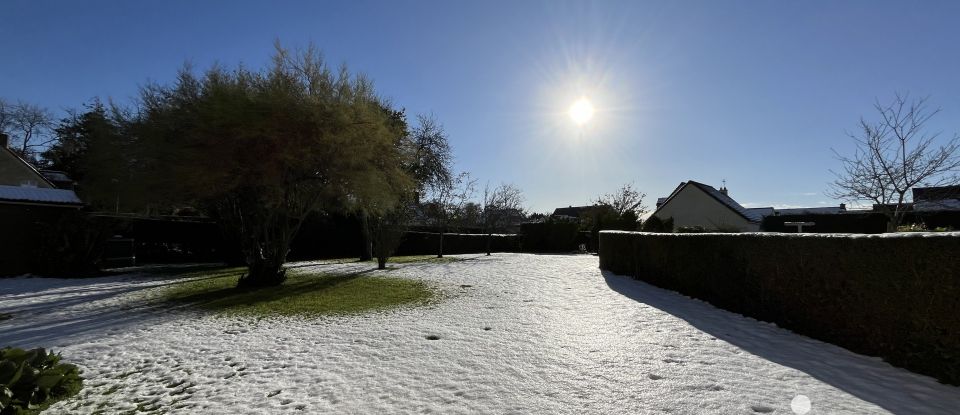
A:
[828, 93, 960, 230]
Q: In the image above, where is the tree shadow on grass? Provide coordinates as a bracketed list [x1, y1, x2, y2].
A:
[601, 270, 960, 414]
[168, 268, 377, 311]
[1, 264, 422, 349]
[0, 266, 242, 348]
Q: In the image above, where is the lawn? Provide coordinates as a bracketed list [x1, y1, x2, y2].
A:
[162, 264, 434, 317]
[5, 254, 960, 413]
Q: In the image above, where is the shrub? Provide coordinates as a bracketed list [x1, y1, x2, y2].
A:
[0, 347, 83, 414]
[641, 216, 676, 232]
[898, 223, 954, 233]
[760, 212, 888, 233]
[395, 232, 519, 256]
[519, 221, 579, 252]
[34, 211, 112, 277]
[598, 231, 960, 385]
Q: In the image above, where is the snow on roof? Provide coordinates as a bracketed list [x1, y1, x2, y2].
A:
[0, 184, 83, 206]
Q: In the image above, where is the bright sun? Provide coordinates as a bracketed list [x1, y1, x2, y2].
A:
[568, 97, 595, 125]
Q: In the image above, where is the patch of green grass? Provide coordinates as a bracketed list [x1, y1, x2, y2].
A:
[379, 255, 466, 264]
[162, 267, 434, 316]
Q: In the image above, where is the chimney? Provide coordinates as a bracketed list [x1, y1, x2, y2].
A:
[840, 203, 846, 211]
[0, 133, 7, 148]
[719, 186, 728, 196]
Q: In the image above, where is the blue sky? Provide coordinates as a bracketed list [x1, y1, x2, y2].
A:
[3, 1, 959, 213]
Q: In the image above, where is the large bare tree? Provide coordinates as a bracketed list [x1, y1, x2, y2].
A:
[481, 183, 525, 255]
[829, 93, 960, 231]
[596, 182, 647, 217]
[426, 171, 476, 258]
[1, 99, 55, 161]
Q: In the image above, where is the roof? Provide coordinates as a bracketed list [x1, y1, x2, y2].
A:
[774, 207, 846, 215]
[39, 170, 72, 184]
[914, 199, 960, 211]
[688, 181, 763, 222]
[0, 146, 56, 188]
[0, 184, 83, 206]
[913, 185, 960, 202]
[745, 207, 775, 220]
[551, 205, 596, 218]
[653, 180, 766, 223]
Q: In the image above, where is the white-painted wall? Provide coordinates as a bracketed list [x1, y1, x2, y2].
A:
[653, 185, 758, 231]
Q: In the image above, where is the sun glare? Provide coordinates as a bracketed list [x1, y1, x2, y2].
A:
[568, 97, 595, 125]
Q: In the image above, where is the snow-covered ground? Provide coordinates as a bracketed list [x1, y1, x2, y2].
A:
[1, 254, 958, 414]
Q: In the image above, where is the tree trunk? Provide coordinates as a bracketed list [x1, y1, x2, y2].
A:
[486, 232, 492, 256]
[360, 211, 373, 261]
[437, 230, 444, 258]
[238, 251, 287, 288]
[377, 256, 387, 270]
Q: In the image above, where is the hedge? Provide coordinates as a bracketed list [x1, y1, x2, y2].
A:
[599, 230, 960, 385]
[760, 212, 888, 233]
[395, 231, 520, 256]
[519, 222, 579, 252]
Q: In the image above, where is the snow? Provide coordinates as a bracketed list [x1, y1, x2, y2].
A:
[2, 254, 959, 414]
[0, 184, 82, 205]
[602, 229, 960, 239]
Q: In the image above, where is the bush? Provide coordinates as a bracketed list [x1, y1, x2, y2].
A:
[0, 347, 82, 414]
[599, 231, 960, 385]
[761, 213, 888, 233]
[34, 211, 112, 277]
[395, 232, 520, 256]
[640, 216, 673, 232]
[519, 221, 579, 252]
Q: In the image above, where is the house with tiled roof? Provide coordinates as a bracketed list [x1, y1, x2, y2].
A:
[652, 180, 850, 232]
[0, 135, 82, 207]
[651, 180, 767, 232]
[0, 133, 84, 275]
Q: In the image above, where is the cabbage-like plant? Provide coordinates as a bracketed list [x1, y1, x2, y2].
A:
[0, 347, 82, 414]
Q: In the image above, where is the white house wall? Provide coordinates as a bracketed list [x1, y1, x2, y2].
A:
[653, 185, 758, 232]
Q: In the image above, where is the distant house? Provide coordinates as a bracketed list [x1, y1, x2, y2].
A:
[651, 181, 767, 232]
[912, 185, 960, 212]
[0, 133, 83, 275]
[651, 180, 846, 232]
[551, 205, 597, 221]
[773, 206, 846, 216]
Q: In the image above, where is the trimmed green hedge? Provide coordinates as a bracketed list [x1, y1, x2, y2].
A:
[761, 212, 888, 233]
[395, 232, 520, 256]
[599, 231, 960, 385]
[519, 222, 579, 252]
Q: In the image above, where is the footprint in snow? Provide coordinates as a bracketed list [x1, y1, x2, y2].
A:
[648, 374, 663, 380]
[267, 389, 281, 397]
[426, 335, 441, 340]
[750, 404, 775, 413]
